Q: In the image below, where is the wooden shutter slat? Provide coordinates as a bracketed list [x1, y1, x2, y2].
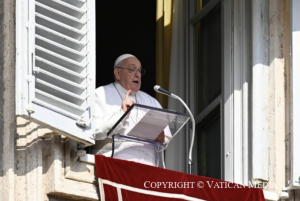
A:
[36, 24, 86, 51]
[35, 78, 87, 103]
[60, 0, 86, 8]
[36, 2, 86, 30]
[36, 56, 87, 84]
[34, 91, 86, 119]
[36, 69, 87, 95]
[36, 35, 86, 62]
[36, 13, 86, 40]
[36, 0, 86, 19]
[36, 46, 87, 72]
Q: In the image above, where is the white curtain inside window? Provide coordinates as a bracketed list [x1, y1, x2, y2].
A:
[165, 0, 188, 173]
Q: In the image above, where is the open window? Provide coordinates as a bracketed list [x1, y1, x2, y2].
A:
[16, 0, 96, 146]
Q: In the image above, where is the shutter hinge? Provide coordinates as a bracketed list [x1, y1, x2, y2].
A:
[76, 116, 95, 128]
[33, 67, 40, 73]
[26, 105, 35, 114]
[26, 75, 33, 83]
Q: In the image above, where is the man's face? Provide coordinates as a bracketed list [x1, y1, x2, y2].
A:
[114, 57, 142, 94]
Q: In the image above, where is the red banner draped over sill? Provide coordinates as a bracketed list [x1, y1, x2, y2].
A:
[95, 155, 264, 201]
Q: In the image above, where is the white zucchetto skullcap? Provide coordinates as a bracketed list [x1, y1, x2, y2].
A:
[114, 54, 136, 68]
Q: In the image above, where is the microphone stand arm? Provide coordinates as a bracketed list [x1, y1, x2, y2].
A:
[171, 94, 195, 175]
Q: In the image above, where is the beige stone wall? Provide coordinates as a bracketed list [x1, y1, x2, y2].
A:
[3, 115, 99, 200]
[0, 0, 16, 200]
[267, 0, 286, 197]
[14, 117, 99, 201]
[267, 0, 300, 200]
[282, 0, 300, 200]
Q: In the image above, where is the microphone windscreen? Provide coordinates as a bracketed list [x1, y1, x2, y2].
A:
[154, 85, 161, 92]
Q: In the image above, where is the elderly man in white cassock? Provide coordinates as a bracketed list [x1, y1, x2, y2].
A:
[92, 54, 171, 166]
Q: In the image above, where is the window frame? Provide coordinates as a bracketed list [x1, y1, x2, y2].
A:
[188, 0, 251, 183]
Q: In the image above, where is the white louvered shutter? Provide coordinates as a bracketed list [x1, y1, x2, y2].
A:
[16, 0, 96, 146]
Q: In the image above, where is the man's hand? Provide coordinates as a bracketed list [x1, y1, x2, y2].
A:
[154, 131, 165, 143]
[121, 90, 135, 112]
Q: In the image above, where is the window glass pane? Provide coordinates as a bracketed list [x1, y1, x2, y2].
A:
[195, 3, 221, 114]
[196, 112, 221, 179]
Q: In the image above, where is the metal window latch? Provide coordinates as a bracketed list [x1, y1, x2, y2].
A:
[76, 116, 95, 128]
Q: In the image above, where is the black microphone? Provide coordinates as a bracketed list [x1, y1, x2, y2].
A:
[154, 85, 172, 96]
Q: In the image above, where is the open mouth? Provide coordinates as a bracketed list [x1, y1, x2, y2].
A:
[133, 80, 139, 84]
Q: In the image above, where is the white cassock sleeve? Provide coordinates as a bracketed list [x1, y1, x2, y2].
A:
[93, 87, 128, 140]
[93, 108, 126, 140]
